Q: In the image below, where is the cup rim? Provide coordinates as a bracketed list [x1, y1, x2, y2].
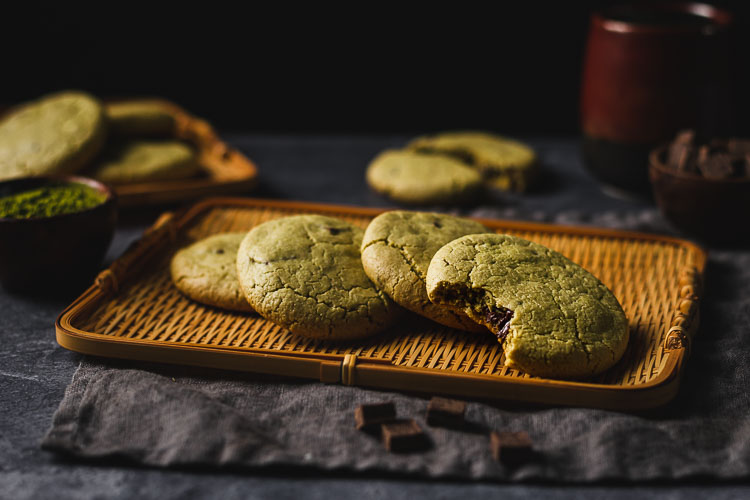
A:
[593, 2, 733, 35]
[0, 175, 117, 222]
[649, 145, 750, 185]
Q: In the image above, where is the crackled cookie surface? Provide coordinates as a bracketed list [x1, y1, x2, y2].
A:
[426, 233, 628, 378]
[366, 150, 482, 204]
[106, 101, 176, 136]
[408, 131, 537, 192]
[0, 91, 107, 180]
[92, 140, 199, 184]
[361, 211, 491, 331]
[237, 215, 399, 340]
[170, 233, 254, 312]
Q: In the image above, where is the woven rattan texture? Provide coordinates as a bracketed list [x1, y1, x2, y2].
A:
[73, 205, 699, 387]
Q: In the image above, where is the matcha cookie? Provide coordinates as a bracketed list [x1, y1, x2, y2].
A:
[170, 233, 254, 312]
[408, 131, 537, 192]
[237, 215, 399, 340]
[426, 234, 629, 379]
[366, 150, 483, 205]
[0, 91, 107, 181]
[106, 101, 176, 136]
[91, 140, 199, 184]
[361, 211, 492, 331]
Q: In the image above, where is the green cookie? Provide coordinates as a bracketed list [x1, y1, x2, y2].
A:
[366, 150, 483, 205]
[170, 233, 254, 312]
[237, 215, 400, 340]
[0, 91, 107, 181]
[408, 131, 537, 192]
[91, 140, 199, 184]
[106, 101, 176, 136]
[426, 233, 629, 379]
[361, 211, 492, 331]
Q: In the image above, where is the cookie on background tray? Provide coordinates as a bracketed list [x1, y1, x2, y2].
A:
[426, 233, 629, 379]
[408, 131, 537, 192]
[0, 91, 107, 181]
[366, 150, 483, 205]
[105, 101, 176, 137]
[237, 215, 400, 340]
[91, 140, 199, 184]
[361, 210, 492, 331]
[170, 233, 254, 312]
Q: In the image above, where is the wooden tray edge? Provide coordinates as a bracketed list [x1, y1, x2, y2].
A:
[55, 319, 683, 411]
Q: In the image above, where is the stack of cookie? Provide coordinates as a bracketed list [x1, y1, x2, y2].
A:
[366, 132, 538, 205]
[0, 91, 199, 184]
[171, 210, 629, 380]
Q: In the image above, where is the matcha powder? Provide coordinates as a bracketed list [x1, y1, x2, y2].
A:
[0, 183, 106, 219]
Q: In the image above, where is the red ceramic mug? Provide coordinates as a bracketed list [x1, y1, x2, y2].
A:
[580, 2, 733, 195]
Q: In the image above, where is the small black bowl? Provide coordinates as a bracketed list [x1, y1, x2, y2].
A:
[649, 146, 750, 245]
[0, 175, 117, 293]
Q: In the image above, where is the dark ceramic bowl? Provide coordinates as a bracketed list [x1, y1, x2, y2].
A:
[0, 175, 117, 293]
[649, 146, 750, 244]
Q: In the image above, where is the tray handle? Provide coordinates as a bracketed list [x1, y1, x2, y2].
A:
[664, 265, 701, 355]
[94, 211, 178, 296]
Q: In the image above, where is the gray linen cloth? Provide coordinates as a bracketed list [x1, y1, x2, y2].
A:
[42, 210, 750, 481]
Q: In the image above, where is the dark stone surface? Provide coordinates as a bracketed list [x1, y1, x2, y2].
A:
[1, 136, 746, 498]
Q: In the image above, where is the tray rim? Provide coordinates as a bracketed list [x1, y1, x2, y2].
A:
[55, 197, 708, 410]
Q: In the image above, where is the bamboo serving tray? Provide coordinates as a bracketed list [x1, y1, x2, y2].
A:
[103, 99, 258, 207]
[56, 198, 707, 410]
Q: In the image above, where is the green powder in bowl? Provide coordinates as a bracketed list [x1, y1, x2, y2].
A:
[0, 183, 107, 219]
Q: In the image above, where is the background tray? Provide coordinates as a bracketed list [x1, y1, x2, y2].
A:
[56, 198, 706, 410]
[104, 99, 258, 206]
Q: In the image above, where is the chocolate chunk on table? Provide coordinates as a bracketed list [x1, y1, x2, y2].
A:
[354, 402, 396, 431]
[490, 431, 534, 465]
[426, 397, 466, 428]
[382, 419, 429, 452]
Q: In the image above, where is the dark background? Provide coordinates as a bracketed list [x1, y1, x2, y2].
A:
[3, 1, 749, 135]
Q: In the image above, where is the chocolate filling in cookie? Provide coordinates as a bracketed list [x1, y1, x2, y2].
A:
[431, 284, 514, 342]
[483, 306, 514, 342]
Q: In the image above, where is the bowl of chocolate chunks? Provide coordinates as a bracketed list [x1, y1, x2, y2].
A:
[649, 130, 750, 244]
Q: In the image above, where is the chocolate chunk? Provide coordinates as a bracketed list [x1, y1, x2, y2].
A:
[698, 151, 735, 179]
[728, 138, 750, 156]
[327, 227, 348, 235]
[426, 397, 466, 428]
[354, 402, 396, 431]
[382, 419, 429, 452]
[708, 138, 729, 152]
[669, 143, 698, 173]
[490, 431, 534, 465]
[673, 129, 695, 145]
[668, 130, 697, 172]
[483, 306, 514, 342]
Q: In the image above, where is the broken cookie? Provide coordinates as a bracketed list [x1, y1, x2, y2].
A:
[425, 233, 629, 379]
[361, 211, 492, 332]
[407, 131, 537, 192]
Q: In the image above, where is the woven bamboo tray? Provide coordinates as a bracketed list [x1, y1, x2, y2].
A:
[102, 99, 258, 206]
[56, 198, 707, 410]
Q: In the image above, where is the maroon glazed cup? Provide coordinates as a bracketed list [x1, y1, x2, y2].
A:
[581, 2, 733, 196]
